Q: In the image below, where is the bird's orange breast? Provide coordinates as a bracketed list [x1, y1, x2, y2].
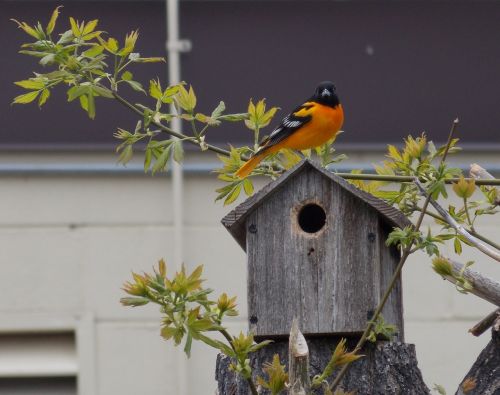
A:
[280, 103, 344, 150]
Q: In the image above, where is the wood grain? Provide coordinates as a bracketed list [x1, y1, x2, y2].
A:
[246, 165, 404, 337]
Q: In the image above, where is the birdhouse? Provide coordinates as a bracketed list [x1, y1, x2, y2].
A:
[222, 159, 411, 339]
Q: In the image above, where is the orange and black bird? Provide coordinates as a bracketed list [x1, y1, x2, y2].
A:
[235, 81, 344, 178]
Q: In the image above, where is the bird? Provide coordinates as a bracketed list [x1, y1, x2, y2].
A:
[235, 81, 344, 178]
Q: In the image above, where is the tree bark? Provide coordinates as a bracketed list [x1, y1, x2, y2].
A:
[215, 338, 430, 394]
[456, 318, 500, 395]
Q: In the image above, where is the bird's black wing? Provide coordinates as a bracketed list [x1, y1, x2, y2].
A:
[256, 104, 313, 153]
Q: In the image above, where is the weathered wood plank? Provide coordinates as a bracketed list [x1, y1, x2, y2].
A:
[318, 181, 380, 334]
[247, 165, 404, 337]
[378, 220, 405, 341]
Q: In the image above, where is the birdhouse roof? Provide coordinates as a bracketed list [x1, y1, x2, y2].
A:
[221, 159, 412, 250]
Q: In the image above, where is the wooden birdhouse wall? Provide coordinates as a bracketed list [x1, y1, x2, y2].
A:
[244, 166, 403, 338]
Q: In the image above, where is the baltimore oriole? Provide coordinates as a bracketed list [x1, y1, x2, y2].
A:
[235, 81, 344, 178]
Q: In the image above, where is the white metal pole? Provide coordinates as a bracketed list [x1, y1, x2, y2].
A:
[166, 1, 187, 394]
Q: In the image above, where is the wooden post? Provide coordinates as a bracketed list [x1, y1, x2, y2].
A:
[288, 319, 310, 395]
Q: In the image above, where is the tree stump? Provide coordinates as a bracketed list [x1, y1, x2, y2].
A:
[215, 337, 430, 394]
[455, 318, 500, 395]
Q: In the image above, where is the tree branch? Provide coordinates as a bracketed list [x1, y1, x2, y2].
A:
[469, 309, 500, 336]
[470, 163, 500, 206]
[414, 180, 500, 262]
[440, 259, 500, 307]
[334, 173, 500, 186]
[110, 92, 500, 188]
[112, 91, 233, 157]
[412, 205, 500, 251]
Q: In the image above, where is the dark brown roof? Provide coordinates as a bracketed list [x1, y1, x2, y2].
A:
[221, 159, 412, 250]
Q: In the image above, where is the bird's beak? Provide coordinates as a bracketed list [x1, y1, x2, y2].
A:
[321, 88, 331, 97]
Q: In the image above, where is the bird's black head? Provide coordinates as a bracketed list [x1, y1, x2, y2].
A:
[311, 81, 340, 107]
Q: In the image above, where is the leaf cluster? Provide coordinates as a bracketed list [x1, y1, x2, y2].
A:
[256, 354, 288, 395]
[121, 259, 239, 357]
[12, 6, 249, 175]
[121, 259, 273, 389]
[312, 338, 363, 388]
[366, 315, 397, 343]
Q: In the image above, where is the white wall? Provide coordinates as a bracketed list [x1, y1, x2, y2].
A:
[0, 151, 498, 394]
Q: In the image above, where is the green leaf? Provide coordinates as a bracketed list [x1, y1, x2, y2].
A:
[224, 183, 242, 205]
[97, 36, 119, 53]
[161, 325, 184, 345]
[107, 37, 119, 52]
[123, 80, 145, 93]
[183, 332, 193, 358]
[46, 6, 62, 35]
[13, 90, 40, 104]
[132, 57, 165, 63]
[243, 178, 254, 196]
[249, 339, 273, 353]
[149, 80, 162, 100]
[211, 101, 226, 118]
[69, 17, 80, 37]
[118, 145, 133, 165]
[454, 237, 462, 255]
[121, 71, 133, 81]
[39, 53, 56, 66]
[79, 94, 88, 111]
[14, 79, 44, 90]
[175, 84, 196, 112]
[218, 113, 249, 122]
[144, 149, 152, 172]
[83, 45, 104, 57]
[452, 176, 475, 199]
[57, 30, 74, 44]
[38, 89, 50, 107]
[86, 92, 96, 119]
[11, 19, 41, 39]
[433, 384, 447, 395]
[68, 85, 88, 102]
[120, 296, 149, 307]
[119, 30, 138, 56]
[82, 19, 98, 35]
[93, 85, 114, 98]
[195, 333, 235, 357]
[152, 145, 172, 174]
[256, 354, 288, 395]
[173, 140, 184, 163]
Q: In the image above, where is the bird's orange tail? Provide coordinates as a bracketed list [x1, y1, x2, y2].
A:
[235, 152, 267, 179]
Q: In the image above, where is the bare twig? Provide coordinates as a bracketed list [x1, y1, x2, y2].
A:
[469, 309, 500, 336]
[414, 180, 500, 262]
[329, 118, 460, 392]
